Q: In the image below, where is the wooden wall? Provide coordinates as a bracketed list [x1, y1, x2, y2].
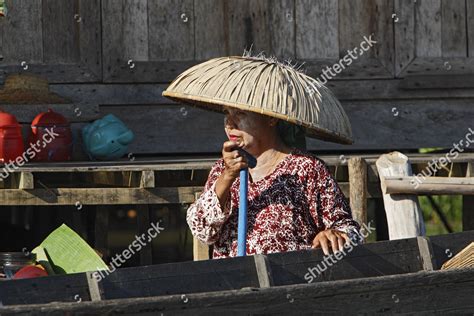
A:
[0, 0, 473, 154]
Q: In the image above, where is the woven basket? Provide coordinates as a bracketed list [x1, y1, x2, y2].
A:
[0, 73, 70, 104]
[163, 56, 353, 144]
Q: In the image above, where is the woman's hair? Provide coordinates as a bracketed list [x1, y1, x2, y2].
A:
[276, 120, 307, 150]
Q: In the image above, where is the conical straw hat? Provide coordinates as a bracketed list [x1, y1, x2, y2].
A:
[163, 56, 353, 144]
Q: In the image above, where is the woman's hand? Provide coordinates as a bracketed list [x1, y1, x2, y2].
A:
[312, 229, 351, 255]
[222, 141, 248, 181]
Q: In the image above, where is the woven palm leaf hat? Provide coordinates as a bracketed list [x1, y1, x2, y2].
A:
[162, 55, 353, 145]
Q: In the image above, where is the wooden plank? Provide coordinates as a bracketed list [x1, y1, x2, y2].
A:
[398, 57, 474, 77]
[338, 0, 394, 77]
[267, 237, 424, 286]
[348, 157, 367, 227]
[100, 99, 474, 153]
[429, 230, 474, 269]
[463, 163, 474, 230]
[194, 0, 227, 59]
[441, 0, 467, 57]
[102, 0, 152, 82]
[383, 176, 474, 195]
[42, 0, 79, 63]
[399, 74, 474, 89]
[308, 99, 474, 150]
[148, 0, 193, 61]
[122, 0, 148, 62]
[3, 269, 474, 314]
[2, 0, 43, 64]
[253, 254, 273, 288]
[415, 0, 442, 57]
[468, 0, 474, 58]
[296, 0, 338, 59]
[78, 0, 102, 79]
[268, 0, 295, 58]
[376, 152, 425, 240]
[100, 256, 260, 299]
[103, 104, 227, 154]
[0, 103, 100, 123]
[416, 236, 435, 271]
[394, 0, 415, 76]
[0, 272, 91, 306]
[101, 0, 124, 81]
[227, 0, 294, 58]
[2, 152, 472, 172]
[0, 187, 203, 205]
[86, 271, 103, 301]
[0, 64, 101, 83]
[50, 81, 474, 105]
[136, 205, 153, 265]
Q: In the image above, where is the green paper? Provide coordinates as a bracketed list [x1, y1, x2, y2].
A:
[32, 224, 109, 274]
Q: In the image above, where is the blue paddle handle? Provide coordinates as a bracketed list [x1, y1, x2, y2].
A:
[237, 168, 248, 256]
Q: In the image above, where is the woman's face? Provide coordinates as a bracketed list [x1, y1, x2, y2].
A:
[223, 106, 275, 151]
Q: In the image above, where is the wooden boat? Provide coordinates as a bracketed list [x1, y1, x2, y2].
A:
[0, 230, 473, 314]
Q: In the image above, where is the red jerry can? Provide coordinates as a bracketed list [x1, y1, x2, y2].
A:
[28, 109, 73, 161]
[0, 111, 25, 163]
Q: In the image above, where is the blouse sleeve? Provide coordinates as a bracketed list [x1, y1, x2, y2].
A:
[309, 158, 364, 244]
[186, 159, 234, 245]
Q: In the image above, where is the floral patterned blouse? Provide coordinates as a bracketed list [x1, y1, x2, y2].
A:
[187, 147, 362, 259]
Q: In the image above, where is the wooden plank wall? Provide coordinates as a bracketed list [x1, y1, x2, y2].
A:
[0, 0, 472, 154]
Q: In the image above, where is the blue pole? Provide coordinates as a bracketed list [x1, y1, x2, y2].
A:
[237, 168, 248, 256]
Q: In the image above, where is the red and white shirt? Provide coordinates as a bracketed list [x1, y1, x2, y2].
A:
[187, 148, 362, 259]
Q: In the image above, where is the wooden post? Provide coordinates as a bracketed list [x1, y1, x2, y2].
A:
[193, 236, 210, 261]
[348, 157, 368, 227]
[376, 152, 425, 239]
[193, 191, 210, 261]
[136, 205, 153, 265]
[140, 170, 155, 188]
[19, 172, 34, 189]
[463, 162, 474, 231]
[94, 206, 109, 259]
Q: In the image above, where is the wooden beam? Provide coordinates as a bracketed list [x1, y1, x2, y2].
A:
[463, 163, 474, 230]
[383, 176, 474, 195]
[0, 187, 203, 205]
[376, 152, 425, 239]
[348, 157, 367, 227]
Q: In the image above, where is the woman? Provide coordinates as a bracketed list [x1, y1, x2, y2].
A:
[187, 106, 362, 258]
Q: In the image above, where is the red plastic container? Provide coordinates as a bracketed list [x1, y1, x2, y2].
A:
[28, 109, 73, 161]
[0, 111, 25, 163]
